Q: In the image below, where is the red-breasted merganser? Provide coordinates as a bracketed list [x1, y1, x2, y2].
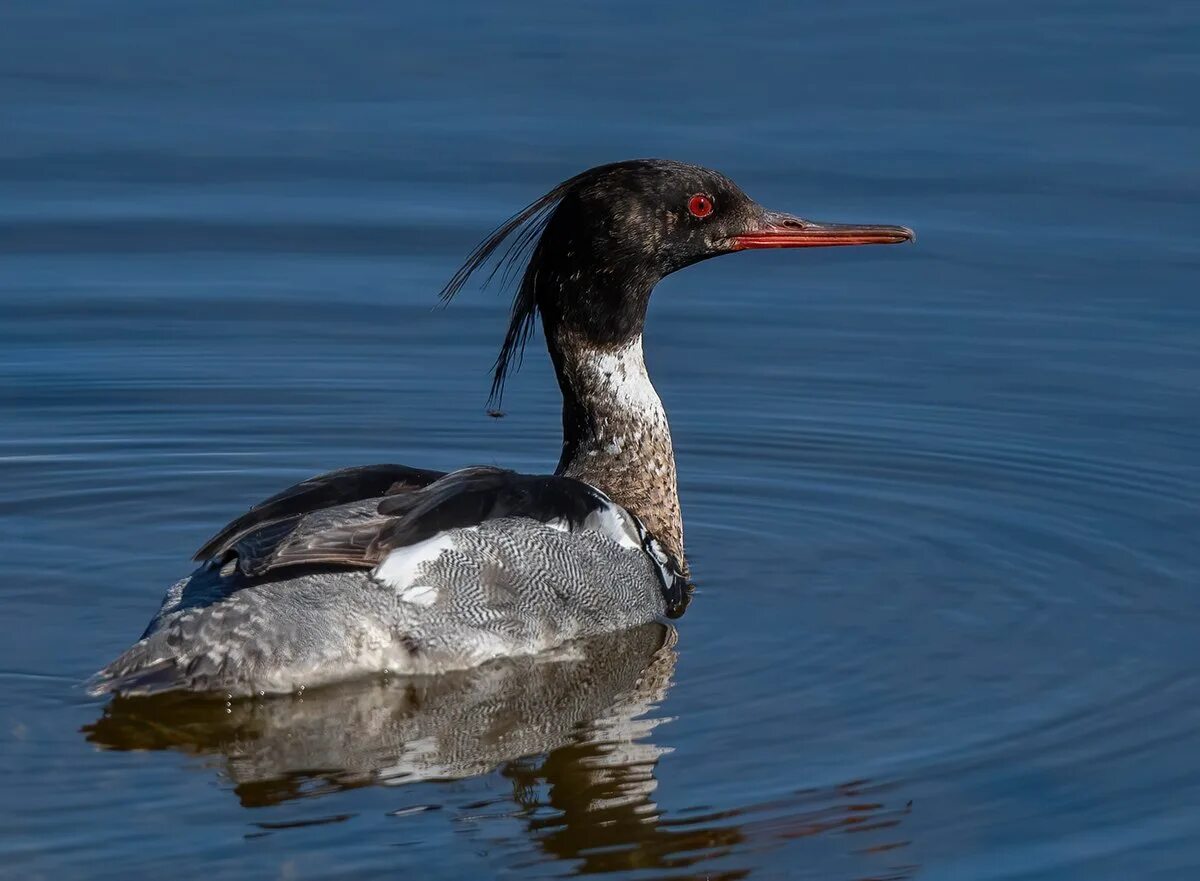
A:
[90, 159, 913, 697]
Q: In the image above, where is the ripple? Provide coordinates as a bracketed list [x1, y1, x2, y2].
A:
[5, 8, 1200, 874]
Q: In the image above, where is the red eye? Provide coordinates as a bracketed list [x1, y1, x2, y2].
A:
[687, 193, 714, 218]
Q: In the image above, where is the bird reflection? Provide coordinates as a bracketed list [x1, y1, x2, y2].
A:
[84, 622, 915, 879]
[85, 622, 676, 802]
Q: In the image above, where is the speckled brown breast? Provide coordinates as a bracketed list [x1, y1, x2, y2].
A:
[552, 333, 686, 571]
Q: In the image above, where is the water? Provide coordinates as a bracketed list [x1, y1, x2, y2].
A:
[2, 1, 1198, 878]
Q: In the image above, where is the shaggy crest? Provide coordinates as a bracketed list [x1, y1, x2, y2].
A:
[439, 159, 690, 406]
[437, 166, 591, 406]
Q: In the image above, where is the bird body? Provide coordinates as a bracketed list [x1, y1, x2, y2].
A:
[90, 159, 912, 697]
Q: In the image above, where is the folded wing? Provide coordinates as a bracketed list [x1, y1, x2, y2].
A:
[193, 465, 689, 617]
[193, 463, 444, 562]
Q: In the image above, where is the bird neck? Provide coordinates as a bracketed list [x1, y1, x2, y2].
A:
[549, 328, 683, 565]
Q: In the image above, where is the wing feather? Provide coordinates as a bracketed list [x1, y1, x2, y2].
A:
[194, 463, 443, 562]
[190, 465, 689, 615]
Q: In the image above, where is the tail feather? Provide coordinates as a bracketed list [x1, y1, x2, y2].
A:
[88, 651, 183, 698]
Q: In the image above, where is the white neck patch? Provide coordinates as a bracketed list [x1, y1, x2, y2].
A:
[580, 336, 666, 424]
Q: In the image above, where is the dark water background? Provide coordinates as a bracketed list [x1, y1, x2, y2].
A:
[2, 1, 1199, 878]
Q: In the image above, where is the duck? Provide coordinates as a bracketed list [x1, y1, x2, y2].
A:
[89, 159, 913, 697]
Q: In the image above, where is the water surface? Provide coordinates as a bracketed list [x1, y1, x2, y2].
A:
[2, 1, 1199, 879]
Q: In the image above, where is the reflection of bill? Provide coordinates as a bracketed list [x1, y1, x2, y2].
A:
[84, 622, 677, 804]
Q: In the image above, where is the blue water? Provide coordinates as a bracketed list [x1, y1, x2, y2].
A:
[2, 1, 1199, 878]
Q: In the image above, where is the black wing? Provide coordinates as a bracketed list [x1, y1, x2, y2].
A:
[374, 466, 607, 548]
[219, 470, 619, 580]
[198, 465, 691, 616]
[193, 463, 444, 562]
[229, 467, 608, 575]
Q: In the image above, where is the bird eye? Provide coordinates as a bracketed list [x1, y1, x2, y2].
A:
[687, 193, 714, 218]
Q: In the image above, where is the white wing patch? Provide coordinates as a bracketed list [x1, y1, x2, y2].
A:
[373, 533, 459, 603]
[581, 501, 642, 550]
